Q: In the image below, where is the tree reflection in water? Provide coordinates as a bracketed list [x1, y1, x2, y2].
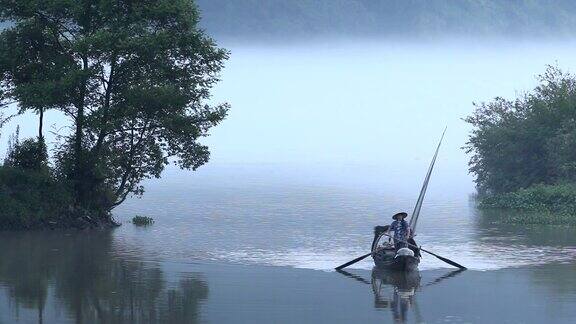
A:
[0, 231, 208, 323]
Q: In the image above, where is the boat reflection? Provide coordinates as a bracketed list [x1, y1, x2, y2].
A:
[371, 268, 422, 322]
[338, 268, 465, 323]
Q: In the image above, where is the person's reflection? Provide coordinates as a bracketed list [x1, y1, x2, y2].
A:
[338, 267, 465, 323]
[371, 268, 421, 323]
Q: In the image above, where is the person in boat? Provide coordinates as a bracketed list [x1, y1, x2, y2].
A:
[387, 212, 411, 251]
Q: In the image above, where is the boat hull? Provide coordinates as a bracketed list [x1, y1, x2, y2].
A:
[372, 249, 420, 272]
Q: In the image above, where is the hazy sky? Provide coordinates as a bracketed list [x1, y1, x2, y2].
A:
[203, 40, 576, 192]
[4, 39, 576, 194]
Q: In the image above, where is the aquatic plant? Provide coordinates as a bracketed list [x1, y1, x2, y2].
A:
[479, 183, 576, 225]
[132, 216, 155, 227]
[479, 183, 576, 213]
[486, 210, 576, 226]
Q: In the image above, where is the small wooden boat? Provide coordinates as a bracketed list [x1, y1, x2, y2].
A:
[372, 246, 420, 272]
[370, 129, 446, 272]
[371, 225, 420, 271]
[335, 129, 452, 273]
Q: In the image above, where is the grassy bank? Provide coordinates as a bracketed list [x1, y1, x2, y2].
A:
[479, 183, 576, 225]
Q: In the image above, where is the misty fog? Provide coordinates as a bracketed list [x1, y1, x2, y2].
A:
[4, 39, 576, 197]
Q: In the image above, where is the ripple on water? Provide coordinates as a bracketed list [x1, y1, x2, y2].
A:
[205, 242, 576, 271]
[115, 178, 576, 272]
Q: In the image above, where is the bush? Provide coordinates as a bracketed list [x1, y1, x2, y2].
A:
[0, 133, 119, 230]
[4, 138, 48, 171]
[0, 166, 74, 229]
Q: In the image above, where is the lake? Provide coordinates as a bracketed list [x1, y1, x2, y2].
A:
[1, 41, 576, 323]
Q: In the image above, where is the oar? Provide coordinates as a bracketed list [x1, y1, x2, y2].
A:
[422, 269, 466, 288]
[335, 252, 373, 271]
[335, 269, 371, 285]
[381, 233, 466, 270]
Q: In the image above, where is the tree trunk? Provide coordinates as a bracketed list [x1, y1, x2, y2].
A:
[74, 4, 92, 209]
[38, 107, 44, 141]
[74, 57, 89, 206]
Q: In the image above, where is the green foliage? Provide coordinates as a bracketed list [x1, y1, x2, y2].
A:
[195, 0, 576, 40]
[131, 215, 154, 226]
[0, 0, 229, 217]
[466, 66, 576, 223]
[465, 66, 576, 194]
[4, 137, 48, 171]
[479, 183, 576, 225]
[0, 127, 70, 229]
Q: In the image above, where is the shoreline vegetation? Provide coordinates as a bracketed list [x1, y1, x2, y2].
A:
[0, 1, 228, 230]
[466, 66, 576, 225]
[479, 184, 576, 226]
[0, 130, 119, 230]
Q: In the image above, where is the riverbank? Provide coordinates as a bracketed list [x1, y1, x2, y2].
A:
[478, 183, 576, 225]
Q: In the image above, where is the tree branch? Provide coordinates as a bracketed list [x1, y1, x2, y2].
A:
[93, 58, 117, 154]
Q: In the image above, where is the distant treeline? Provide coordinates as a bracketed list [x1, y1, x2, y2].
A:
[196, 0, 576, 40]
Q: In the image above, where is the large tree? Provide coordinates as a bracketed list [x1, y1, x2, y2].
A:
[0, 0, 229, 215]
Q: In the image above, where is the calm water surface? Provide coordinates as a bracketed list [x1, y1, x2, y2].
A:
[0, 168, 575, 323]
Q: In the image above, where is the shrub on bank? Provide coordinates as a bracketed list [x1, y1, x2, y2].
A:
[0, 134, 120, 230]
[0, 166, 74, 229]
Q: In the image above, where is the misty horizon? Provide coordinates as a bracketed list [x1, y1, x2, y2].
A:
[196, 0, 576, 43]
[4, 39, 576, 196]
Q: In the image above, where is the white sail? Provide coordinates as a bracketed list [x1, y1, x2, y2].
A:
[409, 127, 446, 234]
